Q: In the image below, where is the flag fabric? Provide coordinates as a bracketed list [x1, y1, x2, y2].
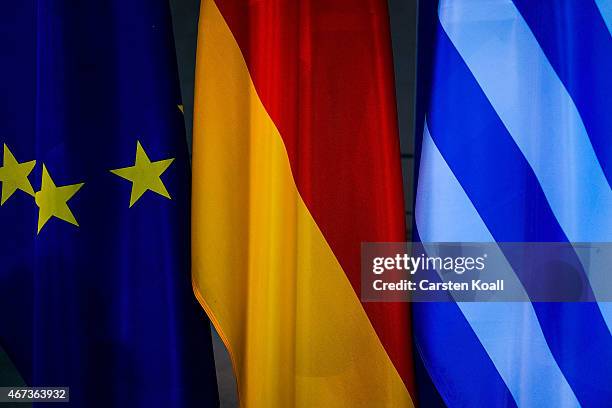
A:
[414, 1, 612, 407]
[0, 1, 218, 406]
[191, 0, 414, 406]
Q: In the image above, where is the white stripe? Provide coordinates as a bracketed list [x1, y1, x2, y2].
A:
[439, 0, 612, 332]
[416, 123, 579, 408]
[595, 0, 612, 35]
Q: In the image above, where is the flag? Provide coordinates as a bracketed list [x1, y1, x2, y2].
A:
[414, 1, 612, 406]
[191, 0, 414, 406]
[0, 1, 218, 406]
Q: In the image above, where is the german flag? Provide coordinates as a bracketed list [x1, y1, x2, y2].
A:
[191, 0, 414, 406]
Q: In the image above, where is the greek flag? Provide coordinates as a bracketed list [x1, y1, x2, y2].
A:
[414, 1, 612, 407]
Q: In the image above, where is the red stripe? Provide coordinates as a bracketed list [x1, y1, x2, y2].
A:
[214, 0, 414, 393]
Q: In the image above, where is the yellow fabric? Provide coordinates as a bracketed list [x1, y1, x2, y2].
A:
[191, 1, 413, 406]
[110, 141, 174, 207]
[0, 144, 36, 205]
[35, 164, 83, 233]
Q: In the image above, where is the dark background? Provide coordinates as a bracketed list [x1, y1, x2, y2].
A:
[168, 0, 419, 405]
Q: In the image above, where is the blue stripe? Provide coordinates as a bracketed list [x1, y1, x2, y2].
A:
[428, 28, 566, 243]
[413, 302, 516, 408]
[594, 0, 612, 35]
[427, 23, 612, 406]
[416, 125, 578, 408]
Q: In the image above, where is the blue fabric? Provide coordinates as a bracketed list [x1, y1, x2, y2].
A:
[414, 128, 517, 408]
[0, 1, 218, 406]
[415, 124, 579, 407]
[415, 1, 612, 406]
[513, 0, 612, 187]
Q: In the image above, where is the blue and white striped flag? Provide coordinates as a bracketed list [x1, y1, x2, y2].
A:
[414, 1, 612, 406]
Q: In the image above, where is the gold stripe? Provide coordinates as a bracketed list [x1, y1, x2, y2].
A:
[192, 0, 413, 406]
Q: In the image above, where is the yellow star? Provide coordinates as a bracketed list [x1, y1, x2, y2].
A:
[34, 164, 84, 234]
[110, 141, 174, 207]
[0, 144, 36, 205]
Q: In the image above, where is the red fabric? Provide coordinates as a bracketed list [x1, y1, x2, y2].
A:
[214, 0, 414, 394]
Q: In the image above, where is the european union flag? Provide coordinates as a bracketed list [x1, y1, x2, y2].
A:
[0, 1, 218, 406]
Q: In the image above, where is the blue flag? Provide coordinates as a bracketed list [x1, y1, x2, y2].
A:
[0, 1, 218, 406]
[414, 0, 612, 407]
